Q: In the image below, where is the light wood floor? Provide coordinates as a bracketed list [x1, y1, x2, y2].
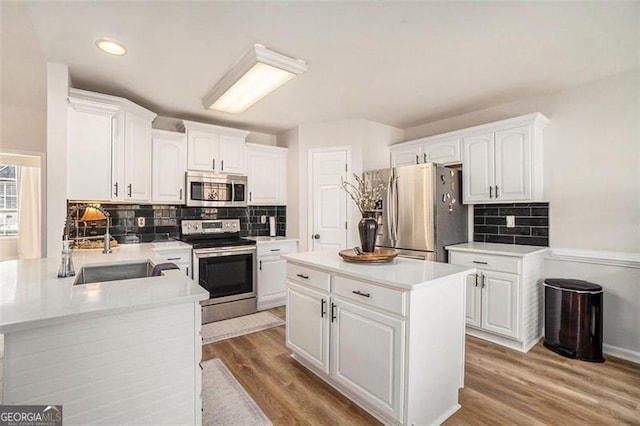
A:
[203, 307, 640, 425]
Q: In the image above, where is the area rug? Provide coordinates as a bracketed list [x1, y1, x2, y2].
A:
[202, 358, 271, 426]
[201, 311, 284, 345]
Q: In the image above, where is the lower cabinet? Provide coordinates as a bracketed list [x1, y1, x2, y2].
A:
[449, 246, 547, 352]
[257, 239, 298, 310]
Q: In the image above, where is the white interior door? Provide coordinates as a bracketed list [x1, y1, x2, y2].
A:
[309, 148, 349, 252]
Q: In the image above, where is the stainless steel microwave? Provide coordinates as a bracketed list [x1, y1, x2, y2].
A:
[185, 172, 247, 207]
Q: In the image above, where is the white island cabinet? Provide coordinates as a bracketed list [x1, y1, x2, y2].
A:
[284, 251, 474, 426]
[0, 242, 208, 425]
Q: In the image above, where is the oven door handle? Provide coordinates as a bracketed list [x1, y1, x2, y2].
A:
[194, 246, 256, 257]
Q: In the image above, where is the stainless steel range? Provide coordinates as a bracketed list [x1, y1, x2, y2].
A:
[181, 219, 257, 323]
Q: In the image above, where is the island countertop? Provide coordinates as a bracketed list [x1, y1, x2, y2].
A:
[283, 250, 475, 290]
[0, 242, 208, 334]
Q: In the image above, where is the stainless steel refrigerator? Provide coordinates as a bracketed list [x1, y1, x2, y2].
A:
[364, 163, 468, 262]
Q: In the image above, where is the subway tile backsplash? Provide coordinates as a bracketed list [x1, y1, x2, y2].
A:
[67, 203, 286, 243]
[473, 202, 549, 247]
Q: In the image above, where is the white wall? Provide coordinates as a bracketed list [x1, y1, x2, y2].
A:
[404, 71, 640, 362]
[279, 119, 403, 251]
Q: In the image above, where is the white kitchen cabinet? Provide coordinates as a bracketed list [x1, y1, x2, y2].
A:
[390, 137, 461, 167]
[285, 256, 467, 425]
[287, 281, 330, 374]
[331, 297, 405, 421]
[448, 242, 548, 352]
[152, 244, 192, 277]
[67, 89, 156, 202]
[246, 143, 287, 205]
[67, 97, 118, 201]
[257, 239, 298, 310]
[152, 130, 187, 204]
[180, 120, 249, 174]
[462, 115, 548, 204]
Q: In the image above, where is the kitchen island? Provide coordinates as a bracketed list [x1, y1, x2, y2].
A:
[0, 242, 208, 425]
[283, 250, 475, 426]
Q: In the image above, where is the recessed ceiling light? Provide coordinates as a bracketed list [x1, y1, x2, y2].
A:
[95, 39, 127, 56]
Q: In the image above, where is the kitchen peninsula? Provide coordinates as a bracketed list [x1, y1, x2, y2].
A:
[283, 251, 475, 425]
[0, 242, 208, 424]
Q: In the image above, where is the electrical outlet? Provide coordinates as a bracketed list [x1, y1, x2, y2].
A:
[261, 215, 267, 224]
[506, 215, 515, 228]
[137, 217, 145, 227]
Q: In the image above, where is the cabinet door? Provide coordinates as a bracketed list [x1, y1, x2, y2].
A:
[67, 104, 115, 201]
[123, 112, 152, 201]
[390, 145, 422, 167]
[152, 132, 187, 203]
[187, 130, 218, 171]
[218, 135, 246, 175]
[258, 257, 286, 308]
[424, 138, 462, 165]
[465, 273, 482, 328]
[462, 133, 495, 203]
[286, 282, 329, 374]
[494, 125, 531, 201]
[331, 297, 405, 423]
[247, 148, 282, 205]
[481, 270, 519, 338]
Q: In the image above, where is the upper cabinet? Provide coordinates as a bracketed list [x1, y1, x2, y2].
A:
[462, 115, 548, 204]
[390, 137, 461, 167]
[152, 130, 187, 204]
[246, 143, 287, 205]
[67, 89, 156, 202]
[180, 120, 249, 175]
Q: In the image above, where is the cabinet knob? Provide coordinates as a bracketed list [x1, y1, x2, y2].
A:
[313, 234, 320, 240]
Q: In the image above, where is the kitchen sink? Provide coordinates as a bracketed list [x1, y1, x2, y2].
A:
[73, 261, 157, 285]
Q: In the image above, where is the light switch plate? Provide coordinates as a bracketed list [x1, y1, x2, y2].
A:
[506, 215, 515, 228]
[137, 217, 145, 227]
[261, 215, 267, 224]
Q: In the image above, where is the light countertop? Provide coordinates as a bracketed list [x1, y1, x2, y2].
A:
[445, 242, 549, 257]
[249, 236, 299, 243]
[0, 242, 208, 334]
[283, 251, 474, 291]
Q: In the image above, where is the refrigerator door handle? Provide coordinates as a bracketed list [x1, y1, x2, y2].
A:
[386, 173, 395, 243]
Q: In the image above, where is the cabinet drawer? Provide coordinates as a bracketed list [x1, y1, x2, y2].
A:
[287, 263, 330, 292]
[257, 241, 296, 257]
[155, 249, 191, 265]
[449, 251, 520, 274]
[333, 275, 406, 316]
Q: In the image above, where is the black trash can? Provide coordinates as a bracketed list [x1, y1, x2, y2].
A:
[543, 278, 605, 362]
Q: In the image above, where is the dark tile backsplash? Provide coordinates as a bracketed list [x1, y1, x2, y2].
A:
[473, 202, 549, 247]
[67, 203, 286, 243]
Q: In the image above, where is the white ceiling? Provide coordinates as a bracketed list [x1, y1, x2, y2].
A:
[10, 1, 640, 134]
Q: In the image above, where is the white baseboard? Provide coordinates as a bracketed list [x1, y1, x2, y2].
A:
[604, 343, 640, 364]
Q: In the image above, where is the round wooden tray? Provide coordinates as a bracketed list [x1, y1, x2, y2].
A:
[338, 248, 398, 263]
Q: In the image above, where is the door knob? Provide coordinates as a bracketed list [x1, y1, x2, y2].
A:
[313, 234, 320, 239]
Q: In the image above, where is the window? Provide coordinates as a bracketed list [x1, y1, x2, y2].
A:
[0, 165, 18, 236]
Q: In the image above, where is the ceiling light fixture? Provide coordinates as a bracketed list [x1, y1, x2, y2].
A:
[95, 39, 127, 56]
[203, 44, 308, 114]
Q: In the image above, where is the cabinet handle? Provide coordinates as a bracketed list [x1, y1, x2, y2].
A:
[259, 260, 262, 271]
[249, 192, 252, 202]
[321, 298, 326, 318]
[167, 257, 180, 261]
[186, 267, 189, 277]
[221, 160, 224, 171]
[495, 185, 499, 198]
[415, 155, 419, 164]
[212, 159, 215, 170]
[474, 273, 479, 287]
[127, 183, 132, 197]
[331, 302, 336, 322]
[270, 248, 281, 252]
[481, 273, 486, 288]
[352, 290, 370, 298]
[179, 188, 183, 200]
[489, 186, 493, 199]
[472, 260, 488, 265]
[423, 153, 427, 163]
[113, 182, 118, 197]
[296, 273, 309, 279]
